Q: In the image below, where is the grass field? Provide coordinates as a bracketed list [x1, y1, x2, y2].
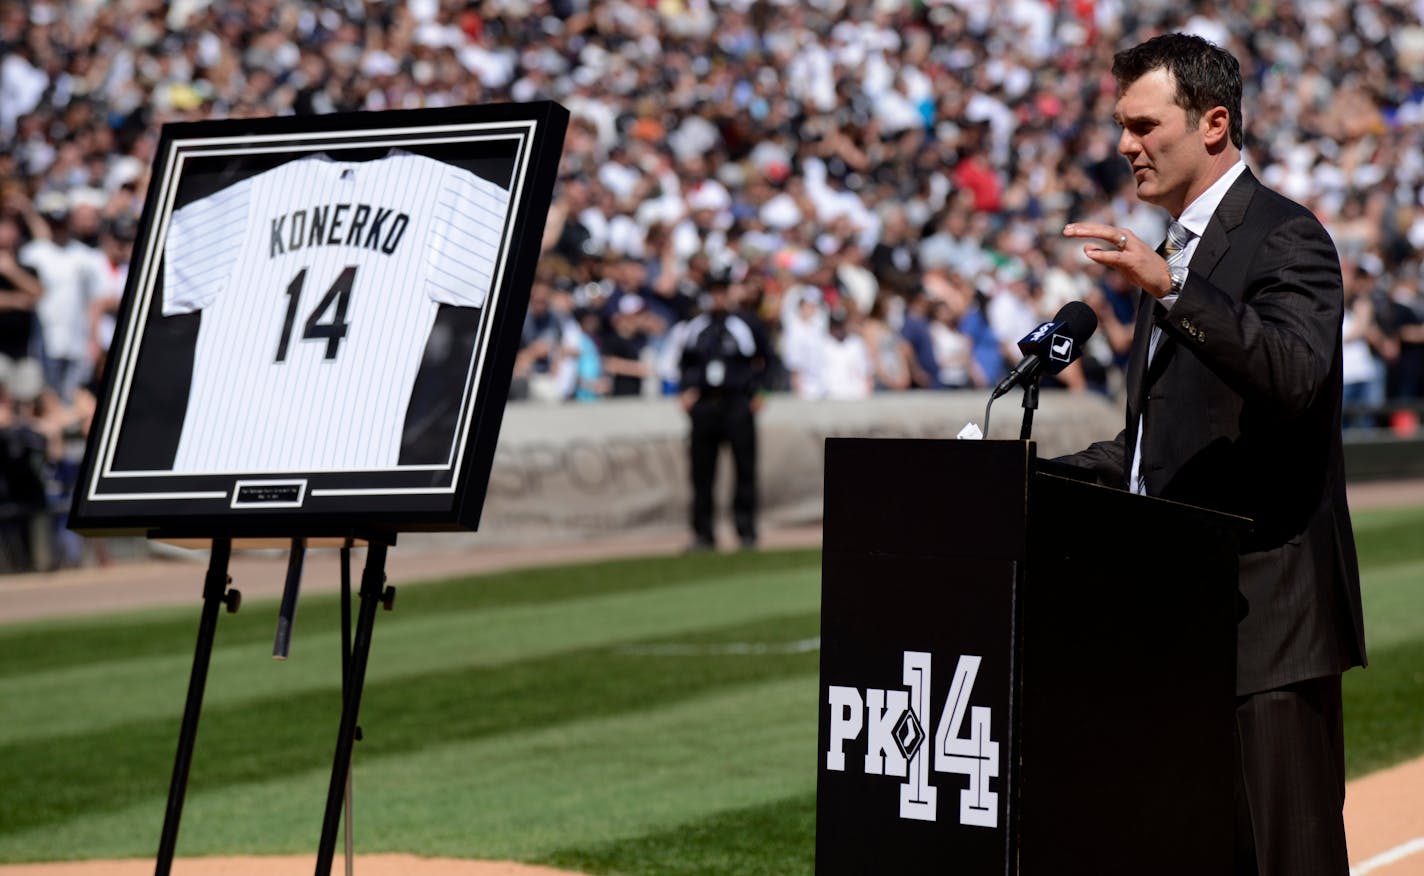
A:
[0, 505, 1421, 874]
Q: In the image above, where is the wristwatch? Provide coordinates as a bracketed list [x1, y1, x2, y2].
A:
[1168, 264, 1189, 295]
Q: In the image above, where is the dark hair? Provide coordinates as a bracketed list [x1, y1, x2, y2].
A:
[1113, 33, 1243, 149]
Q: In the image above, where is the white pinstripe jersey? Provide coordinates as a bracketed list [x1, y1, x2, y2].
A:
[162, 151, 510, 473]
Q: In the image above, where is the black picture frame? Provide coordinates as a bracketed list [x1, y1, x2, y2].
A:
[69, 101, 569, 539]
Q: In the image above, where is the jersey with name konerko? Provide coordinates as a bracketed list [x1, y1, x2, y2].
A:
[162, 151, 510, 473]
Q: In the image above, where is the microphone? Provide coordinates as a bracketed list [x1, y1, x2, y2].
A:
[990, 300, 1099, 400]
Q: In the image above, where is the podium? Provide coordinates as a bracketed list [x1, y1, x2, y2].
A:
[815, 439, 1247, 874]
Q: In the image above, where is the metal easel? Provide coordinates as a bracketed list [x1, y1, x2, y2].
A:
[152, 534, 396, 876]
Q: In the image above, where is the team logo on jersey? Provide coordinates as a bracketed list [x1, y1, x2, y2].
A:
[824, 650, 1000, 827]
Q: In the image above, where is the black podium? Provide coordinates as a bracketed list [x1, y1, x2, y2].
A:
[815, 439, 1247, 875]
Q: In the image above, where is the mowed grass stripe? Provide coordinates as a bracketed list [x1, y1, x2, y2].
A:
[542, 792, 818, 876]
[0, 549, 821, 679]
[0, 612, 820, 838]
[1342, 504, 1424, 778]
[347, 674, 818, 860]
[1355, 558, 1424, 650]
[1352, 505, 1424, 569]
[1345, 637, 1424, 778]
[0, 565, 820, 746]
[0, 673, 819, 862]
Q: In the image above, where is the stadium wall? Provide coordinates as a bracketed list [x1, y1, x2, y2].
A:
[462, 391, 1123, 546]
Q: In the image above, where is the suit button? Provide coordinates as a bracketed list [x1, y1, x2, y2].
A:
[1181, 317, 1190, 329]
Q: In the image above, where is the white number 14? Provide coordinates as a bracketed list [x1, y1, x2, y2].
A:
[935, 655, 999, 827]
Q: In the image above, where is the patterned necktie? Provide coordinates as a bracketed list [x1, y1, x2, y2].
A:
[1164, 220, 1192, 263]
[1148, 221, 1194, 363]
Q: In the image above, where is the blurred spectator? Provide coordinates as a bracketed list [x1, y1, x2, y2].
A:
[568, 307, 608, 402]
[1384, 279, 1424, 408]
[984, 266, 1041, 376]
[18, 195, 106, 403]
[930, 270, 1008, 389]
[899, 289, 941, 389]
[0, 363, 48, 573]
[511, 278, 568, 402]
[919, 206, 987, 276]
[928, 297, 977, 389]
[781, 287, 829, 398]
[600, 293, 654, 397]
[1341, 263, 1389, 429]
[806, 307, 875, 401]
[950, 146, 1003, 214]
[91, 219, 132, 370]
[0, 215, 41, 363]
[859, 294, 912, 392]
[1084, 270, 1138, 379]
[868, 205, 920, 297]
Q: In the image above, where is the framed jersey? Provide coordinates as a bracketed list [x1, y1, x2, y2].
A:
[69, 102, 568, 538]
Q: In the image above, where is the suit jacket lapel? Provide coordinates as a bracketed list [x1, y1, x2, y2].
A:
[1125, 290, 1155, 418]
[1134, 170, 1260, 399]
[1191, 168, 1255, 282]
[1142, 299, 1176, 385]
[1129, 238, 1174, 411]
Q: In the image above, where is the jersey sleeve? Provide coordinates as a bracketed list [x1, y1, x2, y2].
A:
[423, 164, 513, 309]
[162, 178, 253, 315]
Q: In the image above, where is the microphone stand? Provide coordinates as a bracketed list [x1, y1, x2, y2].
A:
[1019, 377, 1041, 440]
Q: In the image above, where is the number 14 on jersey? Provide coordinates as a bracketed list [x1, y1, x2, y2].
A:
[276, 265, 357, 362]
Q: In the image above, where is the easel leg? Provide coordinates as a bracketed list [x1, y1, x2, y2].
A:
[316, 542, 388, 876]
[156, 538, 236, 876]
[340, 545, 355, 876]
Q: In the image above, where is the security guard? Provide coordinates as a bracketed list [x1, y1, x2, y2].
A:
[673, 272, 773, 551]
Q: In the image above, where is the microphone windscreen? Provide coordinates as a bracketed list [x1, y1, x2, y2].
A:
[1054, 300, 1099, 343]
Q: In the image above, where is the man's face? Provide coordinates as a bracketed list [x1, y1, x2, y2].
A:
[1114, 68, 1208, 217]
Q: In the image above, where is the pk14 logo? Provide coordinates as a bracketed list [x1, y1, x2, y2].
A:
[825, 650, 999, 827]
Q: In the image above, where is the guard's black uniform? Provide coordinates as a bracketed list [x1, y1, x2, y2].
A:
[677, 304, 772, 549]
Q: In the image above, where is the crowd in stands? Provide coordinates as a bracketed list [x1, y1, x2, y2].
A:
[3, 0, 1424, 569]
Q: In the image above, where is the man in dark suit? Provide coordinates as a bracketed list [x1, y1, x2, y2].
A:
[1058, 33, 1366, 875]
